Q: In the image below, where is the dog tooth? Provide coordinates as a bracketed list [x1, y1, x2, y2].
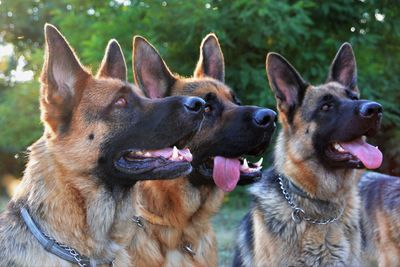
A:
[333, 143, 345, 152]
[144, 152, 151, 157]
[242, 158, 249, 169]
[254, 157, 263, 167]
[172, 146, 179, 159]
[249, 168, 257, 173]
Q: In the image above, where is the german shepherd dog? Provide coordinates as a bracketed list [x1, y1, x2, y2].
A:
[359, 172, 400, 267]
[233, 43, 384, 267]
[127, 34, 276, 266]
[0, 24, 205, 266]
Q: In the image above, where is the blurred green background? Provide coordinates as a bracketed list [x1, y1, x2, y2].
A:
[0, 0, 399, 266]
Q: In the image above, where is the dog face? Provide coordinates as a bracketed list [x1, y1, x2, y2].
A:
[132, 34, 276, 192]
[267, 43, 383, 173]
[40, 25, 205, 187]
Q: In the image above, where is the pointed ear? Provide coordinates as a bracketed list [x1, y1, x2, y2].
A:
[132, 36, 176, 99]
[96, 39, 127, 81]
[327, 43, 358, 91]
[40, 24, 89, 133]
[194, 33, 225, 82]
[266, 53, 308, 118]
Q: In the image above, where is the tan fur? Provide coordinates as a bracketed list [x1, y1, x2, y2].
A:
[129, 34, 274, 267]
[129, 179, 223, 267]
[8, 136, 134, 266]
[254, 84, 363, 266]
[127, 78, 231, 267]
[0, 26, 137, 266]
[375, 210, 400, 267]
[275, 83, 359, 200]
[359, 172, 400, 267]
[235, 45, 380, 266]
[244, 128, 364, 266]
[252, 208, 274, 266]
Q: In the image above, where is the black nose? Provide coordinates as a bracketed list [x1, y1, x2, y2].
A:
[183, 97, 205, 114]
[359, 102, 383, 118]
[253, 108, 277, 127]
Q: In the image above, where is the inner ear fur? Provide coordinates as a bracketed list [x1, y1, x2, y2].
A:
[40, 24, 90, 134]
[326, 42, 358, 93]
[266, 52, 308, 121]
[194, 33, 225, 82]
[132, 36, 176, 99]
[97, 39, 127, 81]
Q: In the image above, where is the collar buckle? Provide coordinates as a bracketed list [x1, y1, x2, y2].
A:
[182, 243, 196, 257]
[291, 208, 305, 224]
[132, 216, 145, 228]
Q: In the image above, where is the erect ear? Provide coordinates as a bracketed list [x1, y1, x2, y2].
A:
[266, 53, 308, 119]
[194, 33, 225, 82]
[96, 39, 127, 81]
[132, 36, 176, 99]
[40, 24, 90, 133]
[326, 42, 358, 92]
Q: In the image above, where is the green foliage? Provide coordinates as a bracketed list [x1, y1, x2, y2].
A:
[0, 81, 42, 153]
[0, 0, 399, 175]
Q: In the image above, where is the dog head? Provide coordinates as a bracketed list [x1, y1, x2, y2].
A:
[267, 43, 383, 195]
[40, 24, 205, 187]
[132, 34, 276, 192]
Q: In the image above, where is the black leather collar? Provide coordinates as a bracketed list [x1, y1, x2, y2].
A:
[278, 173, 332, 206]
[278, 174, 310, 199]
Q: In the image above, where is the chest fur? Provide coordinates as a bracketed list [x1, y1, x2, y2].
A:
[129, 184, 223, 267]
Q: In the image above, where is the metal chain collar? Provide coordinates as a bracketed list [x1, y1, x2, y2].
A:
[43, 233, 87, 267]
[20, 207, 114, 267]
[43, 233, 115, 267]
[278, 174, 344, 225]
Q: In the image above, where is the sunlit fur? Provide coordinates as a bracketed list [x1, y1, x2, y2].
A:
[0, 25, 135, 267]
[127, 34, 275, 267]
[128, 78, 232, 267]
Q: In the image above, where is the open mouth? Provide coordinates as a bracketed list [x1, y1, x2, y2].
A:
[199, 156, 263, 192]
[114, 146, 194, 179]
[326, 135, 383, 169]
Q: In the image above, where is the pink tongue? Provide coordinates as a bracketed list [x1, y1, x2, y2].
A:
[212, 156, 240, 192]
[340, 138, 383, 169]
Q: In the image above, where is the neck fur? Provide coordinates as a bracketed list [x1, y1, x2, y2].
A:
[274, 130, 357, 203]
[135, 178, 223, 229]
[13, 137, 134, 259]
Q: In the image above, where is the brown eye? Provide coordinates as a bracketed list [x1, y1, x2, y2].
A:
[114, 97, 127, 107]
[204, 105, 212, 113]
[321, 104, 331, 112]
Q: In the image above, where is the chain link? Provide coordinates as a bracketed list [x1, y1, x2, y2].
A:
[131, 216, 145, 228]
[43, 233, 87, 267]
[278, 175, 343, 225]
[182, 243, 196, 257]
